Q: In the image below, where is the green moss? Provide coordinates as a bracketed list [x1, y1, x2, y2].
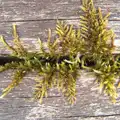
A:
[0, 0, 119, 104]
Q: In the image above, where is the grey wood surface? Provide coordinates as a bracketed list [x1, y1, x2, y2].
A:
[0, 0, 120, 120]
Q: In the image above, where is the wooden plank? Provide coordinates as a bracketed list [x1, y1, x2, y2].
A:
[0, 70, 120, 120]
[0, 20, 120, 54]
[0, 0, 120, 22]
[0, 0, 120, 120]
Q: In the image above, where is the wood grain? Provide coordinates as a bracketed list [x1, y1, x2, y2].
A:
[0, 0, 120, 21]
[0, 71, 120, 120]
[0, 20, 120, 54]
[0, 0, 120, 120]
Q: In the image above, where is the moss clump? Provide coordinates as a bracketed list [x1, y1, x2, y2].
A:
[0, 0, 120, 104]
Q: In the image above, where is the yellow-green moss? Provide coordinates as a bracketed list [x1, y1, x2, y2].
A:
[0, 0, 120, 104]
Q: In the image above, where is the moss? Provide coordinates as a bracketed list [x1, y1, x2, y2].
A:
[0, 0, 119, 104]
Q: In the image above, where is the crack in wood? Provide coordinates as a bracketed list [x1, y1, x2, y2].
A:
[0, 18, 120, 23]
[61, 114, 120, 118]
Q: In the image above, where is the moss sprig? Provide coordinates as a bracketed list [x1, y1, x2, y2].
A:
[0, 0, 120, 104]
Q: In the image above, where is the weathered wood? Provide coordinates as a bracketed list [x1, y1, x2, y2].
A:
[0, 71, 120, 120]
[0, 20, 120, 54]
[0, 0, 120, 120]
[0, 0, 120, 21]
